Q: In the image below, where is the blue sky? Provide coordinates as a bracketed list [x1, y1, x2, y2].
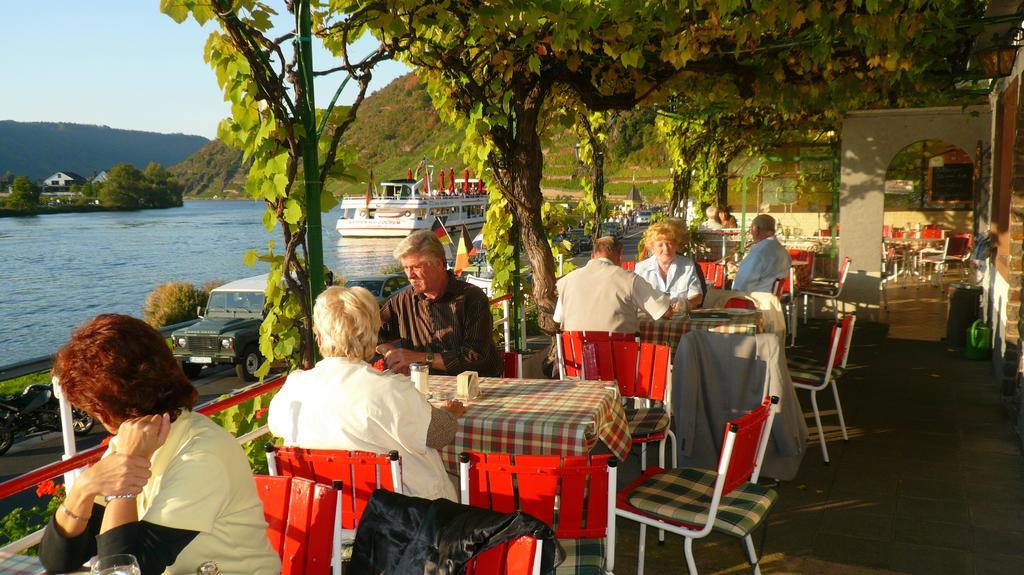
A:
[0, 2, 409, 139]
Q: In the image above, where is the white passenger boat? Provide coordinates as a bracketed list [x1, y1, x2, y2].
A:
[336, 175, 488, 237]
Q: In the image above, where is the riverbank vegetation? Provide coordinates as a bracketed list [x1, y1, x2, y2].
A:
[0, 162, 184, 216]
[143, 279, 224, 327]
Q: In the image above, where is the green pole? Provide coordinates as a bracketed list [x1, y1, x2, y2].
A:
[739, 177, 747, 257]
[510, 220, 524, 353]
[831, 152, 839, 259]
[296, 0, 324, 304]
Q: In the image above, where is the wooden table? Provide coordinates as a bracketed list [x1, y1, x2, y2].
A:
[428, 376, 632, 471]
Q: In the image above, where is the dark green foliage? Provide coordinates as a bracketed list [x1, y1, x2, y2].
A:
[99, 163, 184, 209]
[7, 176, 40, 210]
[0, 120, 208, 180]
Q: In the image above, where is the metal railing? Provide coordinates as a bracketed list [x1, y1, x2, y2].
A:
[0, 375, 286, 556]
[0, 292, 538, 556]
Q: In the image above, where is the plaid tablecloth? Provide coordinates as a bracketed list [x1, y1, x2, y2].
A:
[639, 311, 763, 348]
[429, 376, 632, 470]
[0, 552, 45, 575]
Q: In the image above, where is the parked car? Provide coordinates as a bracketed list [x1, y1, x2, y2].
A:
[566, 229, 593, 253]
[346, 273, 410, 303]
[600, 221, 623, 239]
[635, 210, 655, 224]
[171, 274, 267, 382]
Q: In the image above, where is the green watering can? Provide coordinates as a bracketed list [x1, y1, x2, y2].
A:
[966, 320, 992, 361]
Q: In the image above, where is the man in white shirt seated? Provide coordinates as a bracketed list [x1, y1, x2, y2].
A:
[732, 214, 792, 293]
[553, 235, 672, 333]
[698, 205, 723, 231]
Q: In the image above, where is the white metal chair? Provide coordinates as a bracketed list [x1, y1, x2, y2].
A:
[787, 315, 855, 464]
[615, 396, 780, 575]
[802, 257, 851, 321]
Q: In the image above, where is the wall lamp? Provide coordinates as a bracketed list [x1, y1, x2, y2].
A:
[977, 26, 1024, 78]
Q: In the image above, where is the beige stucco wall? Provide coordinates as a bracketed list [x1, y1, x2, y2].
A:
[838, 107, 991, 321]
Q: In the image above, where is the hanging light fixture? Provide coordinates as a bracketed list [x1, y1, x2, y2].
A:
[976, 27, 1024, 79]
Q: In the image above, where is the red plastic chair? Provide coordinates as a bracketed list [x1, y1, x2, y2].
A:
[465, 535, 544, 575]
[557, 330, 676, 469]
[266, 446, 402, 542]
[254, 475, 340, 575]
[460, 452, 617, 575]
[788, 315, 855, 464]
[920, 227, 944, 239]
[501, 351, 523, 379]
[944, 233, 972, 279]
[786, 249, 815, 289]
[724, 297, 756, 310]
[620, 260, 636, 272]
[616, 396, 780, 575]
[697, 261, 726, 290]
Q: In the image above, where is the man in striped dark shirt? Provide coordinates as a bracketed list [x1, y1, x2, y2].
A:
[377, 230, 503, 377]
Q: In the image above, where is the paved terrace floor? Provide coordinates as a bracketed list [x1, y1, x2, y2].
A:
[611, 279, 1024, 575]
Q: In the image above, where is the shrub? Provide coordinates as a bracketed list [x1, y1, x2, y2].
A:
[143, 281, 212, 327]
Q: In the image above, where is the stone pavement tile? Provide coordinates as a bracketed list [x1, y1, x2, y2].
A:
[819, 508, 893, 541]
[968, 501, 1024, 531]
[964, 479, 1024, 507]
[825, 494, 898, 518]
[971, 552, 1024, 575]
[888, 542, 973, 575]
[898, 477, 965, 502]
[958, 450, 1024, 472]
[897, 496, 970, 523]
[892, 517, 972, 550]
[767, 556, 904, 574]
[900, 444, 962, 464]
[811, 533, 890, 570]
[896, 459, 949, 481]
[831, 470, 900, 497]
[970, 526, 1024, 558]
[959, 435, 1022, 457]
[766, 512, 823, 556]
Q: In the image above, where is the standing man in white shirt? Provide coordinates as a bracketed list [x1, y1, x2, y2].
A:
[553, 235, 673, 333]
[732, 214, 792, 293]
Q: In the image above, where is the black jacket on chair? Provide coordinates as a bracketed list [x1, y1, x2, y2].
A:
[350, 489, 564, 575]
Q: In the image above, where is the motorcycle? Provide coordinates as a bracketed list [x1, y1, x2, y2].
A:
[0, 383, 95, 456]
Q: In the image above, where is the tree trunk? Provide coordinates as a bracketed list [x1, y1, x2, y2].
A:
[591, 150, 605, 243]
[500, 91, 558, 334]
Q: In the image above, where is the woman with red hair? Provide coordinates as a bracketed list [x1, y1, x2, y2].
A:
[39, 314, 279, 575]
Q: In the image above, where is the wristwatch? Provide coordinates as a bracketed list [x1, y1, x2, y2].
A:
[424, 351, 435, 365]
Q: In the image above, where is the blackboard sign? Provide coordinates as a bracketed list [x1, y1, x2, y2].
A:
[929, 163, 973, 205]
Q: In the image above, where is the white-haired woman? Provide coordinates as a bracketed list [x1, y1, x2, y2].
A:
[635, 219, 705, 310]
[267, 285, 464, 500]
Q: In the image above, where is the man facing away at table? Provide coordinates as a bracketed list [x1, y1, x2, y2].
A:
[378, 230, 503, 377]
[553, 235, 673, 333]
[732, 213, 793, 293]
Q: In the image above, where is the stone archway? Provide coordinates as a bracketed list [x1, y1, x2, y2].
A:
[838, 106, 991, 321]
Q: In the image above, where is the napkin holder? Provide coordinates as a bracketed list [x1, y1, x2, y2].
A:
[457, 371, 480, 400]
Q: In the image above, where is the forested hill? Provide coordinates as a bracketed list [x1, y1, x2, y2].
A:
[0, 121, 208, 181]
[172, 73, 671, 199]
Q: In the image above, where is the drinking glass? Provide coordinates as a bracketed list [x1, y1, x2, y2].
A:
[91, 554, 141, 575]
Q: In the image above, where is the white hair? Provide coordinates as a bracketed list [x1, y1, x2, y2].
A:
[313, 286, 381, 361]
[393, 230, 446, 265]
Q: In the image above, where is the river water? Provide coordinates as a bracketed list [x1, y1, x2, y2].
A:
[1, 200, 401, 365]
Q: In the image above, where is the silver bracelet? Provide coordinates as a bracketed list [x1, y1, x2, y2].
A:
[60, 503, 90, 522]
[104, 493, 137, 502]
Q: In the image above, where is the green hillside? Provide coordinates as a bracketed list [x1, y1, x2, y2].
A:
[0, 121, 208, 181]
[169, 139, 250, 198]
[174, 73, 672, 201]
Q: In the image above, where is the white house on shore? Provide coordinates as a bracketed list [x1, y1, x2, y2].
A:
[42, 171, 86, 190]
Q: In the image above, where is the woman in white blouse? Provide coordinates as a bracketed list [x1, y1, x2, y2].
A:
[634, 220, 705, 310]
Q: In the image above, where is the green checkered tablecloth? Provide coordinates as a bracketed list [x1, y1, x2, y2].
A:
[0, 551, 71, 575]
[639, 311, 763, 348]
[430, 376, 632, 471]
